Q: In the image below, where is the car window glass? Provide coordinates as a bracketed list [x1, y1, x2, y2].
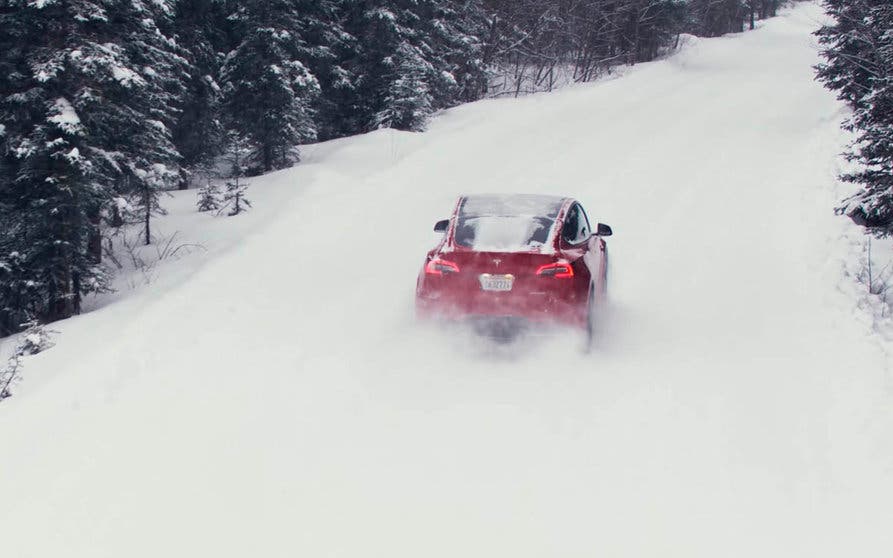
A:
[563, 204, 591, 244]
[562, 205, 579, 243]
[577, 204, 591, 241]
[455, 215, 553, 251]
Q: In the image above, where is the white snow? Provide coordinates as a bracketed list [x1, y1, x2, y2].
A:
[63, 146, 81, 163]
[110, 63, 144, 86]
[47, 97, 84, 135]
[369, 7, 397, 22]
[28, 0, 57, 9]
[2, 3, 893, 557]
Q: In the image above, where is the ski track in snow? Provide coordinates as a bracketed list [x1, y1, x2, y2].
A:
[2, 4, 893, 557]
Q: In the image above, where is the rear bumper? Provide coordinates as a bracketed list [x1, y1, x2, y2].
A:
[416, 290, 586, 329]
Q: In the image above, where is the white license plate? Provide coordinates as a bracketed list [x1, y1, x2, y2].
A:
[479, 274, 514, 292]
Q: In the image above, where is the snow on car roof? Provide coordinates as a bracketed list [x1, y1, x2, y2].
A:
[459, 194, 566, 218]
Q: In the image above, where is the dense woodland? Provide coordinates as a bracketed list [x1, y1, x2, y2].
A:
[0, 0, 784, 336]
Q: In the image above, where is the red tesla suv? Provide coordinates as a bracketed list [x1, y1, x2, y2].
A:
[415, 194, 612, 341]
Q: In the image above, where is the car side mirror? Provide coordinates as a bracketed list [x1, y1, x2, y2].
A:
[434, 219, 449, 233]
[597, 223, 613, 237]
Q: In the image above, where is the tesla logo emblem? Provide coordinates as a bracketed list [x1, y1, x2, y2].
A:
[493, 259, 502, 267]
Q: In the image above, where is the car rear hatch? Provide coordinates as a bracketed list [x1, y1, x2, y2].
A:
[430, 249, 577, 318]
[420, 194, 578, 319]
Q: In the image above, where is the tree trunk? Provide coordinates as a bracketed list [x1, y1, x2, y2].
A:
[87, 208, 102, 264]
[72, 271, 81, 315]
[46, 272, 71, 322]
[263, 142, 272, 172]
[144, 188, 151, 246]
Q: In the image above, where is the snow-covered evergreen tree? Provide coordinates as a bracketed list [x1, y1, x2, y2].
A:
[223, 176, 250, 217]
[221, 133, 252, 216]
[373, 42, 435, 131]
[341, 0, 488, 133]
[0, 252, 40, 337]
[423, 0, 489, 105]
[221, 0, 321, 173]
[196, 174, 222, 213]
[294, 0, 359, 141]
[129, 164, 175, 245]
[817, 0, 893, 233]
[171, 0, 228, 180]
[0, 0, 183, 327]
[0, 89, 111, 322]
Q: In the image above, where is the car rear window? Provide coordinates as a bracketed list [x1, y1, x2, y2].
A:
[454, 195, 563, 252]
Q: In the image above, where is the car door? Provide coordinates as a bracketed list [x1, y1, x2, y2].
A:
[578, 203, 607, 293]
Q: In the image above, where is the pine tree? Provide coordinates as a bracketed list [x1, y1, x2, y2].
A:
[221, 0, 321, 173]
[129, 165, 174, 246]
[223, 176, 250, 217]
[221, 133, 252, 216]
[373, 42, 435, 131]
[0, 252, 39, 337]
[0, 0, 183, 328]
[0, 89, 111, 322]
[341, 0, 489, 133]
[287, 0, 358, 141]
[424, 0, 489, 105]
[170, 0, 229, 183]
[196, 173, 222, 213]
[817, 0, 893, 232]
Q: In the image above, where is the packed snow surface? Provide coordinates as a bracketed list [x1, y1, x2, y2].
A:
[2, 3, 893, 557]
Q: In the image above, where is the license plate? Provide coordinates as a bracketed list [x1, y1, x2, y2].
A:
[479, 274, 514, 292]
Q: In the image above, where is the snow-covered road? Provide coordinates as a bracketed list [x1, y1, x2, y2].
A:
[2, 3, 893, 556]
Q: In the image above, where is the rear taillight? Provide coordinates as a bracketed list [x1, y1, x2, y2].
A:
[425, 258, 460, 276]
[536, 262, 574, 278]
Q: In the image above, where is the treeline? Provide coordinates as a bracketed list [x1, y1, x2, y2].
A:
[486, 0, 782, 95]
[815, 1, 893, 235]
[0, 0, 783, 337]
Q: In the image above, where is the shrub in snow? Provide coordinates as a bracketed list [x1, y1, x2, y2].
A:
[223, 178, 251, 217]
[197, 177, 223, 213]
[220, 134, 252, 217]
[0, 322, 54, 401]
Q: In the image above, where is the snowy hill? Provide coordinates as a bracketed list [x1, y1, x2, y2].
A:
[2, 3, 893, 556]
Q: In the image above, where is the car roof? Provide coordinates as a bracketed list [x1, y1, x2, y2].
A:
[457, 194, 570, 218]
